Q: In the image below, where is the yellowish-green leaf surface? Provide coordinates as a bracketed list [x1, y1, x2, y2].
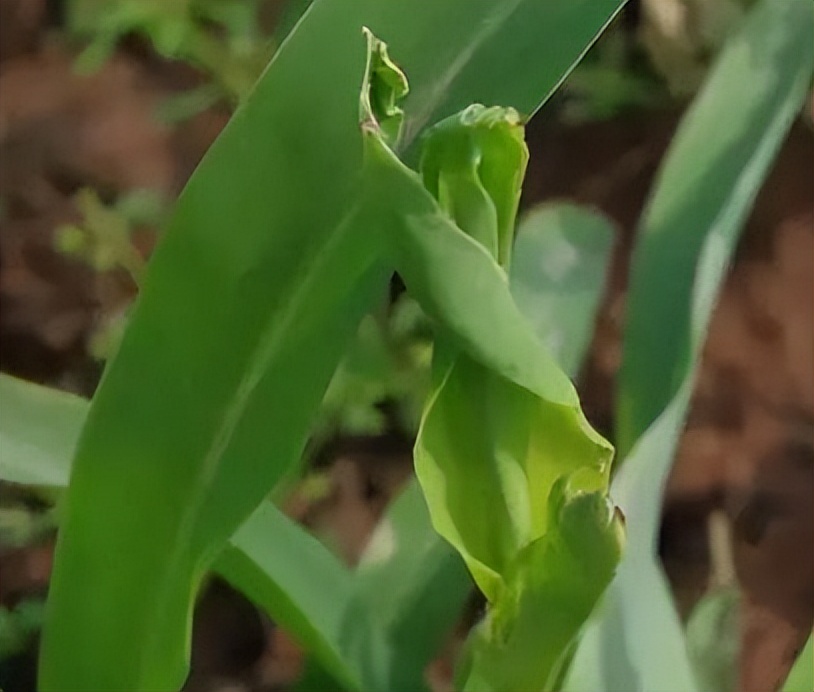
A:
[357, 59, 623, 688]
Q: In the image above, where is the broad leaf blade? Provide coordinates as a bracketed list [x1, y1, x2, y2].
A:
[41, 1, 625, 689]
[565, 1, 814, 690]
[0, 375, 373, 689]
[398, 0, 625, 147]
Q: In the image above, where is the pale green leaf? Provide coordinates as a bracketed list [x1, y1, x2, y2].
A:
[565, 1, 814, 689]
[0, 374, 85, 488]
[511, 204, 614, 376]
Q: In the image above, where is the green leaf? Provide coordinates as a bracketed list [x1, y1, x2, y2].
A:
[335, 197, 617, 692]
[41, 1, 624, 689]
[0, 374, 86, 488]
[0, 374, 371, 688]
[459, 484, 623, 692]
[361, 79, 621, 690]
[615, 0, 814, 457]
[564, 1, 814, 690]
[510, 204, 614, 377]
[685, 588, 740, 692]
[215, 503, 364, 690]
[419, 105, 528, 267]
[782, 632, 813, 692]
[352, 479, 471, 691]
[332, 198, 618, 691]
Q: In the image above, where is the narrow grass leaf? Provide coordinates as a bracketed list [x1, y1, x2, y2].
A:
[352, 479, 470, 691]
[615, 0, 814, 456]
[565, 1, 814, 690]
[0, 375, 374, 689]
[215, 504, 363, 690]
[0, 374, 85, 488]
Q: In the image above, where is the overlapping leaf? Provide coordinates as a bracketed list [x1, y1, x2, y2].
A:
[357, 46, 623, 689]
[39, 0, 624, 688]
[564, 1, 814, 689]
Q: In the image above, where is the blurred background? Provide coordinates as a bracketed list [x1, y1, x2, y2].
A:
[0, 0, 811, 690]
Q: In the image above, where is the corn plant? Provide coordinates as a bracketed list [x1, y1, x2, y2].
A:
[0, 0, 811, 691]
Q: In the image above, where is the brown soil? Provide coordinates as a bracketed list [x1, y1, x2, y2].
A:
[0, 4, 811, 691]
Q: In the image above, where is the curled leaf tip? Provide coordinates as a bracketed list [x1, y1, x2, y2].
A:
[360, 27, 409, 146]
[419, 103, 529, 267]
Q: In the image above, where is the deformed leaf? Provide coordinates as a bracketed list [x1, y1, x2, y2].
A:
[420, 105, 528, 267]
[459, 481, 623, 691]
[360, 70, 621, 691]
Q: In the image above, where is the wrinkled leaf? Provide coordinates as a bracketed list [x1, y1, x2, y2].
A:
[338, 199, 617, 689]
[459, 484, 623, 691]
[565, 1, 814, 690]
[42, 1, 624, 688]
[359, 69, 622, 689]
